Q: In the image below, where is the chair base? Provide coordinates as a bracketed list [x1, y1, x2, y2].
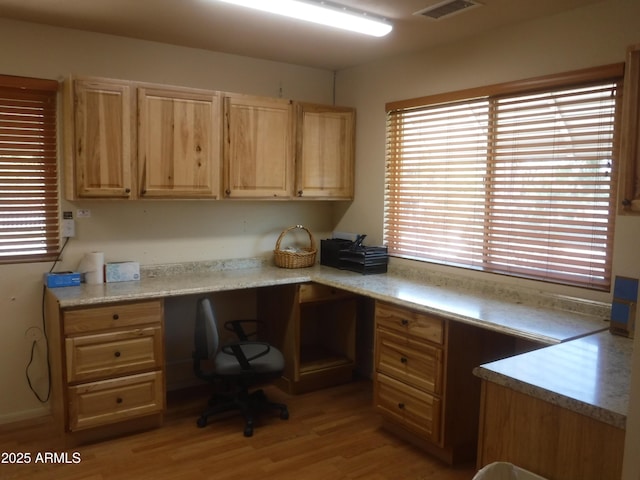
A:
[196, 388, 289, 437]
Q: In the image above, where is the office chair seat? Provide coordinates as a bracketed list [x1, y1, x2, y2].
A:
[215, 343, 285, 375]
[193, 297, 289, 437]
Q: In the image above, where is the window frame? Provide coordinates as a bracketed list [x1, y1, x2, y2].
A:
[384, 64, 624, 291]
[0, 74, 60, 265]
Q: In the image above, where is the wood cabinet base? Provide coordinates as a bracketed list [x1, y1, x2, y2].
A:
[477, 381, 624, 480]
[374, 301, 539, 466]
[45, 292, 166, 446]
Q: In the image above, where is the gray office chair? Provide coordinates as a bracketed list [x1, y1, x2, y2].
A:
[192, 297, 289, 437]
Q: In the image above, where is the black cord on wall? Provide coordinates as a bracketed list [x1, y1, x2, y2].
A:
[26, 236, 70, 403]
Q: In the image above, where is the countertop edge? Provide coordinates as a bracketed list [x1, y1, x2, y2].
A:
[473, 365, 627, 429]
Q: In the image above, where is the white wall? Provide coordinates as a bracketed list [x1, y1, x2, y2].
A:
[335, 0, 640, 477]
[0, 18, 340, 422]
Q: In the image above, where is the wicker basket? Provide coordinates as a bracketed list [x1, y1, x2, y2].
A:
[273, 225, 317, 268]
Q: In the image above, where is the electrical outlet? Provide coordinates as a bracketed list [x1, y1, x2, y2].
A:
[62, 219, 75, 237]
[25, 326, 43, 342]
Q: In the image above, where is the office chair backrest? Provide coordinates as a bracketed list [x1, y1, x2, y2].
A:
[194, 297, 220, 360]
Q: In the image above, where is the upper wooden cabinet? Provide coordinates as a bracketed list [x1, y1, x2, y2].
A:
[620, 43, 640, 214]
[64, 78, 135, 199]
[64, 76, 356, 201]
[295, 103, 355, 199]
[138, 86, 221, 198]
[223, 94, 294, 199]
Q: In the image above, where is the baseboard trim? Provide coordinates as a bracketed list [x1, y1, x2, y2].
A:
[0, 406, 51, 427]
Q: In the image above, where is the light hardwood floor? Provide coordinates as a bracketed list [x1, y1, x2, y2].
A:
[0, 379, 477, 479]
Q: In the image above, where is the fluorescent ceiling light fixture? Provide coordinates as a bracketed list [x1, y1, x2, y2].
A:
[216, 0, 392, 37]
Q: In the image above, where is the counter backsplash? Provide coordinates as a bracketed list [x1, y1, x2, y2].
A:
[387, 260, 611, 319]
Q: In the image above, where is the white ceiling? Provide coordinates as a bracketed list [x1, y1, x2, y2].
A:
[0, 0, 601, 70]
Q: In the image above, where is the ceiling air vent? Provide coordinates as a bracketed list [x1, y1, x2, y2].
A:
[414, 0, 482, 20]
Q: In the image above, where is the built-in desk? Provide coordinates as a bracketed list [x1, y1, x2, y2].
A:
[45, 259, 611, 450]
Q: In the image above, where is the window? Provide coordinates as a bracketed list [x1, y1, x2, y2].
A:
[385, 64, 624, 290]
[0, 74, 59, 264]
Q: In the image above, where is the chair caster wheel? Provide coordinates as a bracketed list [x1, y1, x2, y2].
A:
[196, 417, 207, 428]
[244, 425, 253, 437]
[280, 409, 289, 420]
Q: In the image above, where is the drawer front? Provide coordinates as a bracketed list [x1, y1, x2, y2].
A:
[376, 329, 443, 395]
[64, 300, 163, 335]
[66, 326, 163, 383]
[298, 282, 353, 304]
[375, 301, 444, 345]
[68, 371, 164, 431]
[375, 372, 441, 444]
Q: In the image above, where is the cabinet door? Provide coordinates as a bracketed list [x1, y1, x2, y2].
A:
[138, 86, 221, 198]
[295, 103, 355, 199]
[223, 94, 294, 198]
[68, 78, 134, 199]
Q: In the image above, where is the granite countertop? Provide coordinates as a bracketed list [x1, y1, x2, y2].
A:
[473, 331, 632, 429]
[48, 260, 610, 345]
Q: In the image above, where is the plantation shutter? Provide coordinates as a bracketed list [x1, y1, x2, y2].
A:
[385, 65, 622, 290]
[0, 75, 60, 263]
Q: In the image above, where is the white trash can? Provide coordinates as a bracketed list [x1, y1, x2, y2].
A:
[472, 462, 548, 480]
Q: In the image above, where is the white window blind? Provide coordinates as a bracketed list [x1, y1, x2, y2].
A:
[385, 67, 622, 290]
[0, 75, 59, 263]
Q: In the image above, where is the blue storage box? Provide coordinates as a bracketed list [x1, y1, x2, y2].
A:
[44, 272, 81, 288]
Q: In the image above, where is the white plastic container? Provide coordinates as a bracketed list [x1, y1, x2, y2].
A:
[473, 462, 548, 480]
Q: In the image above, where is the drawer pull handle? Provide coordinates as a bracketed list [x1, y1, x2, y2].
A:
[400, 356, 408, 364]
[401, 319, 409, 326]
[114, 351, 121, 358]
[112, 314, 120, 320]
[116, 397, 123, 404]
[398, 402, 405, 410]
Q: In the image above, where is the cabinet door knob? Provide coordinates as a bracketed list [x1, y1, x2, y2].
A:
[400, 356, 408, 364]
[398, 402, 405, 410]
[112, 314, 119, 320]
[401, 319, 409, 326]
[297, 190, 303, 196]
[116, 397, 123, 404]
[114, 351, 121, 358]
